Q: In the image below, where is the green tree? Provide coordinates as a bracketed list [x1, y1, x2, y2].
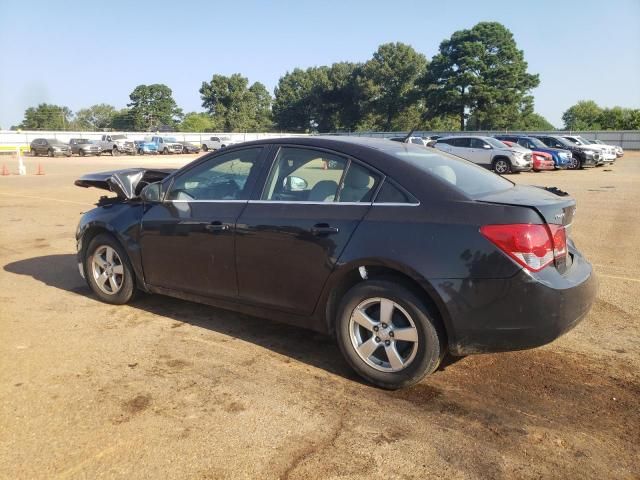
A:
[110, 108, 135, 131]
[200, 74, 273, 131]
[248, 82, 274, 131]
[515, 112, 555, 130]
[18, 103, 73, 130]
[562, 100, 603, 130]
[273, 67, 329, 132]
[179, 112, 214, 132]
[73, 104, 117, 130]
[127, 84, 183, 131]
[359, 43, 428, 131]
[424, 22, 539, 130]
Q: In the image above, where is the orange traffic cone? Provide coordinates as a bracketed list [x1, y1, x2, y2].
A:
[1, 164, 9, 176]
[36, 163, 45, 175]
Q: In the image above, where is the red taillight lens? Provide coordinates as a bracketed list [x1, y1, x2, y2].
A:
[480, 224, 567, 272]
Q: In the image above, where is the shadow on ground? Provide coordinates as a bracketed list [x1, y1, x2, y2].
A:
[4, 254, 465, 383]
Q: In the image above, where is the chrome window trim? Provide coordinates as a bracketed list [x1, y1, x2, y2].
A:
[247, 200, 371, 206]
[372, 202, 421, 207]
[163, 199, 248, 204]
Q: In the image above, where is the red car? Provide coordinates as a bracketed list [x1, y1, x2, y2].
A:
[501, 140, 555, 171]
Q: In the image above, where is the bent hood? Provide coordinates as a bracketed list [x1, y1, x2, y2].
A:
[74, 168, 175, 199]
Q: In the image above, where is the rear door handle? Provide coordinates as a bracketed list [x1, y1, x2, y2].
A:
[311, 223, 339, 235]
[205, 221, 230, 232]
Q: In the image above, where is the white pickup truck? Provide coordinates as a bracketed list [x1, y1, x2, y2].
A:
[200, 135, 237, 152]
[99, 134, 136, 156]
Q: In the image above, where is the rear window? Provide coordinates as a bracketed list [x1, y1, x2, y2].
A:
[385, 145, 514, 197]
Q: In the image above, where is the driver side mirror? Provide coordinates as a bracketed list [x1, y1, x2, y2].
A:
[283, 175, 308, 192]
[141, 182, 162, 202]
[483, 144, 492, 149]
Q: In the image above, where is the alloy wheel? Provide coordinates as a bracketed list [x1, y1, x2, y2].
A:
[91, 245, 125, 295]
[494, 160, 509, 174]
[349, 297, 419, 372]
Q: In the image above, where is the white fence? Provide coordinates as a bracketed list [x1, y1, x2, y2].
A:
[2, 129, 639, 150]
[337, 130, 640, 150]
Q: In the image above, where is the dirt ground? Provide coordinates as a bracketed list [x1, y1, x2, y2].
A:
[0, 151, 638, 479]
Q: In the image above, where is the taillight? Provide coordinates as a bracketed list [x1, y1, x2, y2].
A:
[480, 224, 567, 272]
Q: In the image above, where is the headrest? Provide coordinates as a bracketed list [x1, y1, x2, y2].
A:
[345, 167, 370, 189]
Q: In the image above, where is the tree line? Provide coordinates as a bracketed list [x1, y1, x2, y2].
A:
[10, 22, 637, 133]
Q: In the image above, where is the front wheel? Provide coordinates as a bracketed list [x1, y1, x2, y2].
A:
[492, 158, 511, 174]
[201, 144, 208, 152]
[84, 233, 136, 305]
[335, 279, 445, 389]
[48, 149, 54, 157]
[112, 147, 119, 156]
[567, 156, 580, 170]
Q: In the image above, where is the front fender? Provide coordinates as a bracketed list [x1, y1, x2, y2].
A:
[76, 202, 146, 289]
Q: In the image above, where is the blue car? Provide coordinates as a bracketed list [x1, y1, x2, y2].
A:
[134, 140, 158, 155]
[495, 135, 571, 169]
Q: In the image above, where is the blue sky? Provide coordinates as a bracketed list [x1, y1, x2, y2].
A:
[1, 0, 639, 129]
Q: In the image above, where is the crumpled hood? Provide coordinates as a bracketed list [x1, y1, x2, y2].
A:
[74, 168, 175, 199]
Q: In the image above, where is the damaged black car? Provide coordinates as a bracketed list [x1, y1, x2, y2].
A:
[74, 137, 597, 389]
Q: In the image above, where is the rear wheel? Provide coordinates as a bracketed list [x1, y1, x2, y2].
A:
[335, 279, 445, 389]
[84, 233, 136, 305]
[202, 144, 208, 152]
[493, 158, 511, 174]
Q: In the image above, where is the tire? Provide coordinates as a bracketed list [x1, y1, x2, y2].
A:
[84, 233, 136, 305]
[567, 156, 580, 170]
[138, 149, 144, 155]
[79, 150, 86, 157]
[492, 158, 511, 174]
[335, 279, 445, 389]
[202, 144, 208, 152]
[32, 149, 38, 157]
[112, 147, 119, 156]
[163, 147, 169, 155]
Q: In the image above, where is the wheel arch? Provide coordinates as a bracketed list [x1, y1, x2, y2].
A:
[79, 222, 147, 291]
[323, 260, 452, 346]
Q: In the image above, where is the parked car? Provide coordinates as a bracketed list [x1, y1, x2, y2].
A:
[99, 134, 136, 156]
[389, 136, 428, 147]
[69, 138, 102, 156]
[179, 141, 201, 154]
[201, 136, 237, 152]
[500, 140, 554, 171]
[494, 135, 571, 169]
[149, 136, 183, 154]
[435, 136, 532, 174]
[74, 137, 596, 389]
[30, 138, 71, 157]
[134, 140, 158, 155]
[591, 139, 624, 157]
[562, 136, 616, 164]
[529, 135, 601, 169]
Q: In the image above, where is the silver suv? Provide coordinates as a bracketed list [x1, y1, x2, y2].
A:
[435, 136, 532, 174]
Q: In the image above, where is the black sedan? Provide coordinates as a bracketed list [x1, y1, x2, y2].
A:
[179, 141, 201, 154]
[74, 137, 596, 389]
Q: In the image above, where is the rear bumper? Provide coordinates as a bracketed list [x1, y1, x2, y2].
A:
[433, 249, 597, 355]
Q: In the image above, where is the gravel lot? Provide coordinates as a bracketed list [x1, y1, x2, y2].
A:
[1, 151, 638, 479]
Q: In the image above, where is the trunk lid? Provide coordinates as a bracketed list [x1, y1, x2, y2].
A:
[475, 184, 576, 228]
[74, 168, 174, 199]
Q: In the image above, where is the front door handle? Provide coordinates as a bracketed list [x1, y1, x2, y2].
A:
[311, 223, 339, 235]
[205, 221, 230, 232]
